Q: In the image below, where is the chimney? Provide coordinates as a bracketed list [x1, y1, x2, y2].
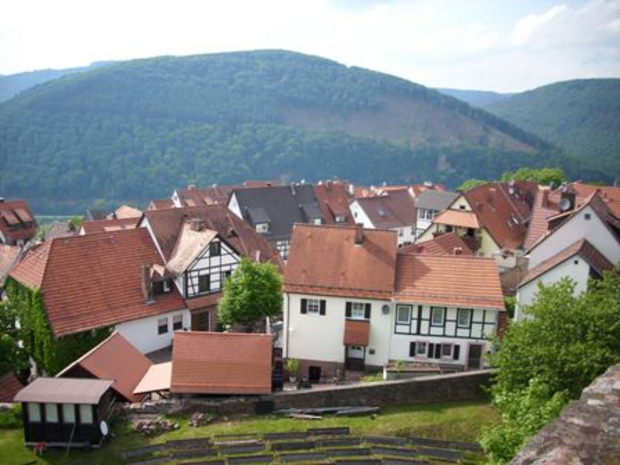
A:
[348, 183, 355, 197]
[141, 265, 154, 303]
[354, 224, 364, 245]
[188, 184, 196, 190]
[453, 247, 463, 255]
[290, 183, 297, 196]
[189, 218, 205, 231]
[255, 250, 262, 262]
[227, 226, 237, 238]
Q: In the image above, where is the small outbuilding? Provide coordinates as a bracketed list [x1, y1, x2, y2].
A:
[14, 377, 114, 448]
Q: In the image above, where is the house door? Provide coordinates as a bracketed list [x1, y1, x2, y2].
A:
[467, 344, 484, 370]
[345, 346, 365, 371]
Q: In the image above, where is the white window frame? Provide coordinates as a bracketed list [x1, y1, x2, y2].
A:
[431, 307, 445, 326]
[335, 214, 346, 223]
[307, 298, 320, 314]
[396, 305, 411, 324]
[457, 308, 472, 328]
[79, 404, 93, 424]
[416, 341, 428, 357]
[441, 343, 453, 358]
[313, 218, 322, 225]
[62, 404, 76, 423]
[255, 223, 269, 233]
[157, 317, 168, 335]
[350, 302, 366, 320]
[172, 314, 183, 331]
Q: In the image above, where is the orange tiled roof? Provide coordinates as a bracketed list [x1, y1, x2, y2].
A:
[284, 224, 398, 300]
[569, 183, 620, 216]
[314, 181, 354, 225]
[395, 254, 505, 309]
[171, 331, 273, 395]
[520, 239, 614, 287]
[523, 188, 560, 250]
[57, 333, 152, 403]
[399, 232, 475, 256]
[343, 320, 370, 346]
[433, 209, 480, 229]
[9, 228, 186, 337]
[0, 244, 21, 286]
[148, 199, 175, 210]
[0, 372, 23, 403]
[81, 217, 139, 234]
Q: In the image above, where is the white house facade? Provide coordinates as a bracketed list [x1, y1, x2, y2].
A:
[115, 308, 192, 354]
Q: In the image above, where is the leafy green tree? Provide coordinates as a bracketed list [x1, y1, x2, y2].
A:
[501, 167, 566, 187]
[483, 270, 620, 463]
[458, 179, 487, 191]
[218, 258, 283, 326]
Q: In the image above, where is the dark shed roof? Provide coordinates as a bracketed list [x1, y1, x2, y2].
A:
[15, 378, 114, 404]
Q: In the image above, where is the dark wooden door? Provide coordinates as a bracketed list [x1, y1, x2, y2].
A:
[467, 344, 483, 370]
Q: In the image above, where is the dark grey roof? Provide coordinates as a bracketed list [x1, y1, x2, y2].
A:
[15, 377, 114, 404]
[231, 185, 324, 241]
[415, 191, 459, 211]
[248, 207, 270, 224]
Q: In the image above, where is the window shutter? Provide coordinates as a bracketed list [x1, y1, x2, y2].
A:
[434, 344, 442, 359]
[301, 299, 308, 314]
[428, 343, 435, 358]
[319, 300, 326, 315]
[345, 302, 352, 318]
[409, 342, 416, 357]
[364, 303, 371, 319]
[453, 345, 461, 360]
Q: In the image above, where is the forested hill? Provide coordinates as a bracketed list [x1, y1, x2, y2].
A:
[0, 50, 598, 214]
[437, 88, 513, 107]
[484, 79, 620, 179]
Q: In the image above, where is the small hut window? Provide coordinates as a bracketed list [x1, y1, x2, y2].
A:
[79, 405, 93, 424]
[27, 403, 41, 422]
[63, 404, 76, 423]
[45, 403, 59, 423]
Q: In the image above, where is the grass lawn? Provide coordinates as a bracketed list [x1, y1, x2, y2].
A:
[0, 399, 498, 464]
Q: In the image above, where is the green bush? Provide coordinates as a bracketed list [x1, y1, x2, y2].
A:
[0, 404, 23, 429]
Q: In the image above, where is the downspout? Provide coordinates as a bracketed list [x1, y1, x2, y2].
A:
[285, 292, 290, 359]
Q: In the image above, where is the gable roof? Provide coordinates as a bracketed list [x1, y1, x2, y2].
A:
[15, 378, 114, 404]
[9, 228, 186, 337]
[175, 181, 281, 208]
[284, 224, 397, 300]
[0, 200, 38, 245]
[568, 182, 620, 216]
[109, 205, 142, 220]
[394, 254, 505, 309]
[142, 205, 282, 268]
[56, 333, 153, 403]
[0, 372, 24, 403]
[399, 232, 475, 256]
[166, 224, 218, 275]
[44, 222, 77, 241]
[353, 190, 416, 229]
[415, 190, 459, 211]
[433, 209, 480, 229]
[0, 244, 21, 287]
[231, 185, 324, 241]
[520, 239, 614, 288]
[314, 181, 355, 225]
[463, 182, 537, 250]
[148, 199, 175, 210]
[171, 332, 272, 395]
[523, 188, 560, 250]
[81, 217, 139, 235]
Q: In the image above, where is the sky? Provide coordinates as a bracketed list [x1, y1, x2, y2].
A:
[0, 0, 618, 92]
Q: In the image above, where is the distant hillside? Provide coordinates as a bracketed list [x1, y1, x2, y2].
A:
[437, 88, 513, 107]
[485, 79, 620, 180]
[0, 50, 595, 214]
[0, 62, 114, 102]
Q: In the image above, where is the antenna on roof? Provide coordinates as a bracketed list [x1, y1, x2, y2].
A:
[559, 198, 572, 212]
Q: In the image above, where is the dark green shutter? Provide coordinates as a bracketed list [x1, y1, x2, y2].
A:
[453, 345, 461, 360]
[409, 342, 416, 357]
[319, 300, 326, 315]
[345, 302, 352, 318]
[428, 343, 435, 358]
[434, 344, 441, 359]
[301, 299, 308, 314]
[364, 303, 371, 319]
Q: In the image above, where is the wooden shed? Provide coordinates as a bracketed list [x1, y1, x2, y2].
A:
[14, 377, 114, 448]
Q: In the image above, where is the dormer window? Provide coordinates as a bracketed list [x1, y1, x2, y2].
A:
[335, 214, 346, 223]
[256, 223, 270, 233]
[313, 218, 322, 226]
[198, 274, 210, 293]
[209, 241, 221, 256]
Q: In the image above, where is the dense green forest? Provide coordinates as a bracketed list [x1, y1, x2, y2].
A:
[437, 88, 512, 107]
[0, 51, 606, 213]
[484, 79, 620, 179]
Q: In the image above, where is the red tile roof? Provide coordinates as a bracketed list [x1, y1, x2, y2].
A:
[569, 183, 620, 216]
[9, 228, 186, 337]
[284, 224, 398, 300]
[0, 245, 21, 286]
[433, 209, 480, 229]
[314, 181, 354, 225]
[343, 320, 370, 346]
[523, 188, 560, 250]
[395, 254, 505, 309]
[81, 217, 139, 234]
[171, 331, 273, 395]
[0, 200, 38, 245]
[0, 372, 24, 403]
[142, 205, 282, 269]
[148, 199, 175, 210]
[353, 190, 416, 229]
[399, 232, 475, 256]
[520, 239, 614, 287]
[109, 205, 142, 220]
[56, 333, 153, 403]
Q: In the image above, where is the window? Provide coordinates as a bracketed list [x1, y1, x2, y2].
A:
[28, 403, 41, 422]
[209, 241, 221, 256]
[163, 280, 171, 293]
[335, 214, 346, 223]
[396, 305, 411, 324]
[459, 205, 466, 210]
[431, 307, 445, 326]
[398, 229, 404, 237]
[79, 404, 93, 424]
[417, 341, 427, 356]
[441, 343, 453, 358]
[457, 309, 472, 328]
[221, 270, 232, 285]
[63, 404, 75, 423]
[307, 298, 320, 314]
[349, 302, 367, 320]
[584, 213, 591, 220]
[173, 314, 183, 331]
[45, 403, 59, 423]
[256, 223, 269, 233]
[198, 274, 210, 293]
[157, 317, 168, 335]
[313, 218, 322, 225]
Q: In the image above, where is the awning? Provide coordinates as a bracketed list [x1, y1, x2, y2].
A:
[343, 320, 370, 346]
[133, 362, 172, 394]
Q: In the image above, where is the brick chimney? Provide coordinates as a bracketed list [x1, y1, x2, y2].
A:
[354, 224, 364, 245]
[453, 247, 463, 255]
[141, 265, 154, 303]
[188, 218, 205, 232]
